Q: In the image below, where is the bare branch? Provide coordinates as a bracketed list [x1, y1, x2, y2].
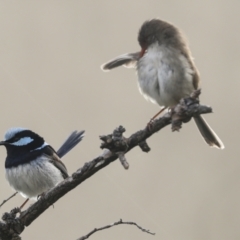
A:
[0, 192, 18, 208]
[118, 152, 129, 169]
[77, 219, 155, 240]
[0, 91, 212, 239]
[138, 140, 151, 152]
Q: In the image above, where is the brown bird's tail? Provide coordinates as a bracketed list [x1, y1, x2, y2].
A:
[193, 115, 224, 149]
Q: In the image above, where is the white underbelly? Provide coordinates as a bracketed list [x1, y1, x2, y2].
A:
[137, 44, 195, 107]
[5, 157, 64, 199]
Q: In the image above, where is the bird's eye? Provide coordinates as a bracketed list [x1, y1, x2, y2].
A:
[13, 137, 20, 142]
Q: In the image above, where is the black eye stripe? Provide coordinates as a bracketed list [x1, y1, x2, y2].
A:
[6, 130, 45, 146]
[7, 137, 20, 143]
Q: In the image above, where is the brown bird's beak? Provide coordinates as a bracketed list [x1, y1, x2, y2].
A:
[140, 48, 146, 57]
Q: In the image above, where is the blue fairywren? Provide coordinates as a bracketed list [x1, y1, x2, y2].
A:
[0, 127, 84, 208]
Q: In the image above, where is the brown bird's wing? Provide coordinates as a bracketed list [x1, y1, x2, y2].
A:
[101, 52, 140, 71]
[42, 146, 69, 179]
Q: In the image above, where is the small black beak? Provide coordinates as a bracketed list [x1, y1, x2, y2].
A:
[0, 141, 7, 146]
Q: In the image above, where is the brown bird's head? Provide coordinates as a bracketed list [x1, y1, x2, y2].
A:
[138, 19, 185, 54]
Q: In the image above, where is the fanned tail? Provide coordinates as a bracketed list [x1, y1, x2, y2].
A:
[57, 130, 85, 158]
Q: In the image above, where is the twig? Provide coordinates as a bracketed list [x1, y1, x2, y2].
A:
[77, 219, 155, 240]
[117, 152, 129, 169]
[0, 91, 213, 240]
[0, 192, 18, 208]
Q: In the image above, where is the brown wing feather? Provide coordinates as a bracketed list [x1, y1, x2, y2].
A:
[43, 146, 69, 179]
[101, 52, 140, 71]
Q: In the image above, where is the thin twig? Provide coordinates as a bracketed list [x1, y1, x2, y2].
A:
[0, 91, 213, 239]
[77, 219, 155, 240]
[117, 152, 129, 169]
[0, 192, 18, 208]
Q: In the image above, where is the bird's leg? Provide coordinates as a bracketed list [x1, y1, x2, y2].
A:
[19, 198, 29, 210]
[147, 107, 167, 129]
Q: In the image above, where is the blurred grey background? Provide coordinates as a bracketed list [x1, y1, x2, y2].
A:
[0, 1, 239, 239]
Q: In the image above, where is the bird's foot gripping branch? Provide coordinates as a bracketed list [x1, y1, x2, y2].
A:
[171, 89, 212, 131]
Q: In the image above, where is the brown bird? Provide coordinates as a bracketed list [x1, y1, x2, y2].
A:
[101, 19, 224, 149]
